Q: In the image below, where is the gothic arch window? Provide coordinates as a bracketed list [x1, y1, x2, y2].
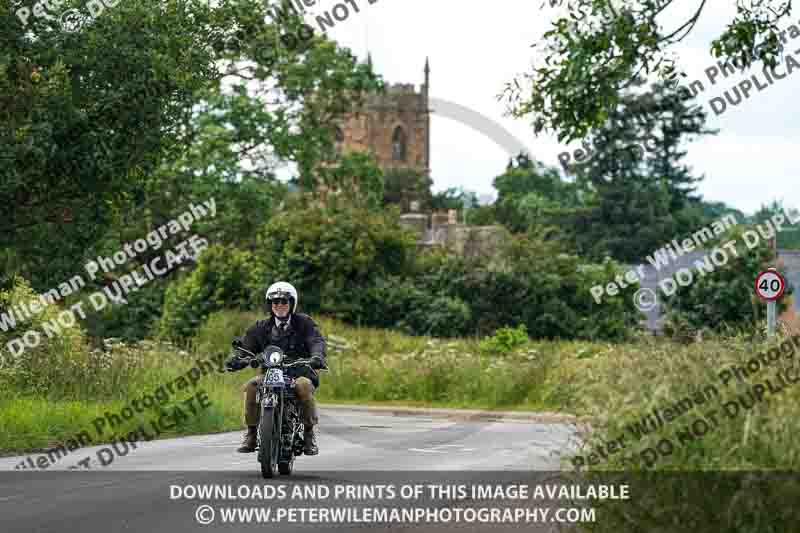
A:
[392, 126, 407, 161]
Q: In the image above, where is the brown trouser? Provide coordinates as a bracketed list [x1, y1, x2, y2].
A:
[243, 375, 318, 429]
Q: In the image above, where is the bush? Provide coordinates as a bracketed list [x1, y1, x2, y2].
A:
[0, 277, 82, 397]
[78, 277, 170, 342]
[0, 277, 146, 400]
[192, 309, 261, 357]
[479, 324, 529, 354]
[256, 204, 417, 315]
[451, 233, 640, 340]
[349, 276, 473, 337]
[347, 234, 638, 341]
[158, 244, 266, 341]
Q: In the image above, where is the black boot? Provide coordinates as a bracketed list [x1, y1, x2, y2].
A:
[237, 426, 257, 453]
[303, 427, 319, 455]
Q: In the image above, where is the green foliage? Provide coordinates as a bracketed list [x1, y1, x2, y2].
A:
[298, 314, 556, 409]
[503, 0, 790, 142]
[1, 0, 220, 289]
[353, 276, 473, 337]
[382, 168, 433, 209]
[1, 0, 381, 292]
[748, 199, 792, 225]
[0, 276, 139, 400]
[662, 225, 793, 336]
[0, 337, 239, 452]
[352, 236, 640, 341]
[493, 154, 582, 234]
[78, 278, 170, 342]
[257, 204, 418, 315]
[158, 245, 266, 340]
[191, 309, 259, 357]
[465, 204, 498, 226]
[675, 198, 747, 239]
[777, 228, 800, 250]
[479, 324, 529, 354]
[556, 330, 800, 531]
[314, 152, 385, 209]
[467, 233, 640, 340]
[0, 278, 74, 390]
[555, 81, 714, 263]
[429, 187, 478, 211]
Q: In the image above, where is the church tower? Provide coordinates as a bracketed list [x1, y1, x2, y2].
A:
[334, 58, 431, 180]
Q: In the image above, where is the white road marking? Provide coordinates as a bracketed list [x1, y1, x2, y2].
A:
[408, 444, 476, 453]
[408, 448, 447, 453]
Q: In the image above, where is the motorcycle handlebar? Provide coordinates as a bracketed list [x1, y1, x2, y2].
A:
[233, 353, 316, 369]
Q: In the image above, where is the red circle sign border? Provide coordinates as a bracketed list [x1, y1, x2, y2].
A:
[755, 269, 786, 301]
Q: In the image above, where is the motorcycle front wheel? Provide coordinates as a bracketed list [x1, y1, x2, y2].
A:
[279, 403, 300, 475]
[258, 406, 281, 478]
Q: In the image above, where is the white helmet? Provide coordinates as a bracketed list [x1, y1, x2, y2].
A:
[266, 281, 298, 316]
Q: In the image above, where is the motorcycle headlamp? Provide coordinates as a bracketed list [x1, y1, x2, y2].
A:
[269, 351, 283, 364]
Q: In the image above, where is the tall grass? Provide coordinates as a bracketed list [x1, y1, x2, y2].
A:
[5, 301, 800, 483]
[4, 291, 798, 529]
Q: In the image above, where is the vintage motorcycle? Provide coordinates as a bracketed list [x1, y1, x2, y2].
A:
[229, 340, 320, 478]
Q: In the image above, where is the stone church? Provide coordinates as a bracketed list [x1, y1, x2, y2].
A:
[331, 58, 431, 211]
[328, 58, 511, 265]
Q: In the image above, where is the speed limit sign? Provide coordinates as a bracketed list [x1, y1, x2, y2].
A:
[755, 269, 786, 301]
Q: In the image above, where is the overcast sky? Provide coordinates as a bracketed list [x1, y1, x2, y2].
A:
[291, 0, 798, 214]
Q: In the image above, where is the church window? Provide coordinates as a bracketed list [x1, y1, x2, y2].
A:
[392, 126, 406, 161]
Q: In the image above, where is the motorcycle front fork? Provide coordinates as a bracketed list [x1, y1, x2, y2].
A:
[258, 385, 306, 457]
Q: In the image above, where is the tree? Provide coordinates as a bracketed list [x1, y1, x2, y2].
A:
[1, 0, 381, 290]
[560, 80, 714, 262]
[429, 187, 479, 211]
[679, 198, 747, 228]
[749, 199, 789, 224]
[255, 205, 417, 315]
[314, 152, 385, 210]
[158, 245, 266, 340]
[492, 154, 582, 233]
[503, 0, 791, 141]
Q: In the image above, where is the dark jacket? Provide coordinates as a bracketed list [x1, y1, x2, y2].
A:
[238, 313, 327, 388]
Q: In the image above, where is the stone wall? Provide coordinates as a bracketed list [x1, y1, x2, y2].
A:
[398, 213, 428, 241]
[336, 82, 429, 176]
[443, 225, 511, 265]
[400, 211, 509, 266]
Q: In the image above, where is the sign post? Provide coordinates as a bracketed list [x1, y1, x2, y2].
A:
[755, 268, 786, 338]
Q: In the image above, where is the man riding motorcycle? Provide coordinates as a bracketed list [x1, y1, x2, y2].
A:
[225, 281, 327, 455]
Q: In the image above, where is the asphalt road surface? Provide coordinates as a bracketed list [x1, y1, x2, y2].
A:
[0, 407, 584, 533]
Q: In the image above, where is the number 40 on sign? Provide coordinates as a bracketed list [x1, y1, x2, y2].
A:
[755, 269, 786, 301]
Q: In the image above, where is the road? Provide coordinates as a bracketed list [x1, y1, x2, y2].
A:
[0, 406, 584, 533]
